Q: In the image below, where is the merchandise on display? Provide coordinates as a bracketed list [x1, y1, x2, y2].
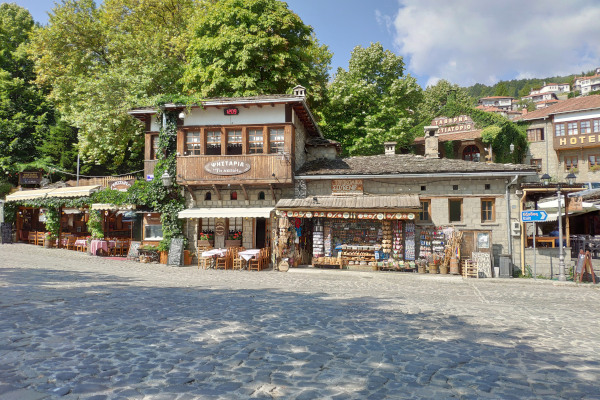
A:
[392, 220, 404, 260]
[405, 221, 415, 261]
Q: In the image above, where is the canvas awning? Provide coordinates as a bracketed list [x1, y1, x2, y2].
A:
[276, 195, 421, 210]
[91, 203, 137, 211]
[178, 207, 274, 219]
[4, 185, 101, 202]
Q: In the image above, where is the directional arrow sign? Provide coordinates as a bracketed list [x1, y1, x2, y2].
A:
[521, 210, 548, 222]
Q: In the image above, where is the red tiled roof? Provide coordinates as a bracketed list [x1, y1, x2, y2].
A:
[517, 95, 600, 121]
[414, 129, 482, 143]
[479, 96, 514, 100]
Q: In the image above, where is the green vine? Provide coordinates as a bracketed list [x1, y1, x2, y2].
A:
[442, 141, 455, 159]
[44, 207, 60, 240]
[87, 210, 104, 239]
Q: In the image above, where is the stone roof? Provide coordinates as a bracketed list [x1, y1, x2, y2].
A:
[414, 129, 482, 143]
[296, 154, 537, 176]
[518, 95, 600, 121]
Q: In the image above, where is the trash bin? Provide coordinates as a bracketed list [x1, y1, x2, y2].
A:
[499, 254, 513, 278]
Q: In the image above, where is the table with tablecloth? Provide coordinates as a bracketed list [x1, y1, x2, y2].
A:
[239, 249, 261, 269]
[89, 239, 116, 256]
[200, 248, 227, 268]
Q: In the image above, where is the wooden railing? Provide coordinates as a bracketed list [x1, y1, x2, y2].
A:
[176, 154, 292, 185]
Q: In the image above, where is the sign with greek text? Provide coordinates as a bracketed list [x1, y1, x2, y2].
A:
[19, 171, 42, 185]
[430, 115, 475, 134]
[331, 179, 363, 195]
[204, 159, 251, 175]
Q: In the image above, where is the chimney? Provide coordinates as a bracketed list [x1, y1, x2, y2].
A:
[424, 126, 440, 159]
[293, 85, 306, 98]
[384, 142, 397, 155]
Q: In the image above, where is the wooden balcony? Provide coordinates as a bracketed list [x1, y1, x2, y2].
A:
[176, 154, 293, 186]
[144, 160, 158, 179]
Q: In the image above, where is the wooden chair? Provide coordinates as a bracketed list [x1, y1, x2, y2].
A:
[232, 250, 244, 270]
[197, 249, 212, 269]
[36, 231, 46, 246]
[28, 231, 37, 245]
[66, 236, 77, 250]
[249, 249, 265, 271]
[215, 249, 231, 270]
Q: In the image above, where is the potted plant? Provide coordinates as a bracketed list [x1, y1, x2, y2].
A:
[43, 232, 56, 248]
[198, 231, 214, 247]
[417, 258, 427, 274]
[138, 245, 159, 263]
[225, 230, 242, 248]
[157, 242, 169, 264]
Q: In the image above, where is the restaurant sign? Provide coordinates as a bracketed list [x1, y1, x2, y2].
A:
[430, 115, 474, 134]
[205, 159, 251, 175]
[19, 171, 42, 185]
[331, 179, 363, 195]
[109, 179, 134, 192]
[277, 210, 416, 220]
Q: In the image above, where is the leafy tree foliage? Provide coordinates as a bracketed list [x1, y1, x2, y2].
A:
[319, 43, 422, 156]
[28, 0, 195, 171]
[416, 79, 474, 124]
[0, 3, 56, 178]
[493, 81, 510, 97]
[182, 0, 331, 108]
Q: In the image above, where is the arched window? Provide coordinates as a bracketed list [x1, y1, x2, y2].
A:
[258, 191, 265, 200]
[230, 191, 237, 200]
[204, 192, 211, 201]
[463, 145, 480, 162]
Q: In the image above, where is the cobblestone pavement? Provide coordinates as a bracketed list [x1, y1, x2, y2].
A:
[1, 244, 600, 399]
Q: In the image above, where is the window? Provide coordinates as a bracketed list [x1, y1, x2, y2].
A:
[258, 191, 265, 200]
[568, 122, 578, 135]
[151, 135, 159, 160]
[144, 224, 163, 240]
[227, 129, 242, 155]
[530, 158, 542, 171]
[481, 199, 495, 222]
[249, 129, 264, 154]
[555, 123, 565, 137]
[462, 145, 480, 162]
[594, 120, 600, 132]
[484, 184, 491, 190]
[419, 200, 430, 221]
[185, 132, 201, 155]
[564, 156, 578, 171]
[269, 128, 285, 154]
[449, 199, 462, 222]
[206, 130, 221, 155]
[581, 121, 591, 134]
[204, 192, 212, 201]
[421, 185, 426, 191]
[230, 191, 237, 201]
[589, 155, 600, 166]
[453, 185, 459, 191]
[526, 128, 544, 142]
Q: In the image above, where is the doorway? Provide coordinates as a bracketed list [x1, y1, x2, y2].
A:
[256, 218, 266, 248]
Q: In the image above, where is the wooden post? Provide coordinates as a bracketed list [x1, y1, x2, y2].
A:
[520, 190, 526, 275]
[565, 193, 570, 248]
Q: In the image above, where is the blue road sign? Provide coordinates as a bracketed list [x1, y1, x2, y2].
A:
[521, 210, 548, 222]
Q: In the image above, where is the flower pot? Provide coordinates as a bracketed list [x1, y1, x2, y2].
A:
[184, 250, 192, 265]
[159, 251, 168, 264]
[439, 265, 449, 274]
[198, 239, 213, 248]
[418, 265, 426, 274]
[43, 238, 54, 248]
[429, 264, 438, 274]
[225, 240, 241, 248]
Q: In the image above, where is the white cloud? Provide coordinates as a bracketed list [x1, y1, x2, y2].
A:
[392, 0, 600, 86]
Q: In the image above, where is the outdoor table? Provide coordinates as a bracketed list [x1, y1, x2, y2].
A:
[74, 239, 86, 247]
[201, 248, 227, 268]
[239, 249, 261, 269]
[89, 239, 116, 256]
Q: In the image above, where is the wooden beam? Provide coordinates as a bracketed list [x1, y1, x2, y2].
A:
[212, 184, 222, 201]
[240, 184, 249, 201]
[269, 184, 276, 201]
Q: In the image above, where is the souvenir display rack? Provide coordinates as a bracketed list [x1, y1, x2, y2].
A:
[405, 222, 416, 261]
[392, 220, 404, 259]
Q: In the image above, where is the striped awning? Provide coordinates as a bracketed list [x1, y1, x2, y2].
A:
[276, 195, 421, 210]
[178, 207, 274, 219]
[4, 185, 102, 202]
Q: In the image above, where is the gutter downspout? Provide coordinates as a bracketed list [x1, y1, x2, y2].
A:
[506, 174, 519, 262]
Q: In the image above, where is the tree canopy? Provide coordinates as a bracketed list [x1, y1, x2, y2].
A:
[319, 42, 422, 156]
[182, 0, 331, 108]
[416, 79, 474, 124]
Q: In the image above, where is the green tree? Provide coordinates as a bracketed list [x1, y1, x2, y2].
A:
[182, 0, 331, 108]
[0, 3, 54, 178]
[28, 0, 195, 172]
[494, 81, 510, 97]
[319, 42, 422, 156]
[416, 79, 474, 124]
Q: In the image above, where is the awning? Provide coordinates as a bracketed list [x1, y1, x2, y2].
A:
[178, 207, 274, 219]
[91, 203, 137, 211]
[276, 195, 421, 210]
[5, 185, 101, 202]
[62, 208, 83, 214]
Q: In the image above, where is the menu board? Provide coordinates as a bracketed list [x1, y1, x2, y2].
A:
[167, 238, 184, 267]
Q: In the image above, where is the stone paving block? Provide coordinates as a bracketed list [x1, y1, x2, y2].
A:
[0, 388, 48, 400]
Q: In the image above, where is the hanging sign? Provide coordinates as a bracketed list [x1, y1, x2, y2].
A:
[224, 107, 239, 116]
[204, 159, 251, 175]
[109, 179, 134, 192]
[331, 179, 363, 195]
[568, 196, 583, 212]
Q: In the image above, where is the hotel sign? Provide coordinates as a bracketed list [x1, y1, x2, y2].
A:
[554, 133, 600, 150]
[431, 115, 475, 134]
[331, 179, 363, 195]
[204, 159, 251, 175]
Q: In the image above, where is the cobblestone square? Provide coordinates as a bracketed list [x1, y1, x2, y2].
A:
[1, 244, 599, 399]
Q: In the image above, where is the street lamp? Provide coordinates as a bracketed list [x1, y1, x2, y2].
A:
[161, 171, 172, 188]
[509, 143, 515, 154]
[541, 172, 576, 281]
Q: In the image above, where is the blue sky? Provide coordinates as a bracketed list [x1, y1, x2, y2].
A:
[7, 0, 600, 88]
